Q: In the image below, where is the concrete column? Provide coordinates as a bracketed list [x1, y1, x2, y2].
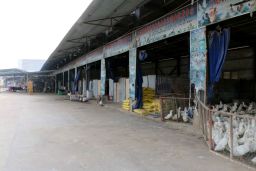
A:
[129, 48, 137, 103]
[129, 31, 137, 111]
[62, 72, 65, 87]
[55, 75, 57, 94]
[75, 67, 77, 78]
[82, 66, 86, 95]
[100, 59, 106, 96]
[190, 27, 207, 103]
[67, 70, 70, 91]
[85, 65, 88, 91]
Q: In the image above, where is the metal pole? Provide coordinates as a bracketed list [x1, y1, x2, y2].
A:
[26, 74, 28, 91]
[160, 98, 164, 121]
[68, 70, 70, 91]
[85, 65, 88, 91]
[63, 72, 65, 87]
[75, 67, 77, 78]
[203, 108, 207, 140]
[229, 115, 233, 159]
[55, 75, 57, 94]
[189, 82, 191, 107]
[209, 110, 213, 150]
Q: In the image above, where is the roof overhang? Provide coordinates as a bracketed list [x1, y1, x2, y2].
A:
[0, 69, 54, 77]
[41, 0, 148, 70]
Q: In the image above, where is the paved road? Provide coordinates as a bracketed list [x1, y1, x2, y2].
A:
[0, 93, 251, 171]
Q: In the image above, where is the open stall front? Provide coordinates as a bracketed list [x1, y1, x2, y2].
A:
[105, 52, 129, 103]
[196, 13, 256, 166]
[133, 33, 194, 121]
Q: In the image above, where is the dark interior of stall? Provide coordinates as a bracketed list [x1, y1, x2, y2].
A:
[64, 71, 68, 90]
[33, 76, 55, 93]
[56, 73, 63, 87]
[69, 69, 75, 93]
[85, 61, 101, 97]
[87, 60, 101, 81]
[137, 32, 191, 97]
[76, 66, 85, 94]
[207, 14, 256, 104]
[105, 52, 129, 99]
[106, 52, 129, 82]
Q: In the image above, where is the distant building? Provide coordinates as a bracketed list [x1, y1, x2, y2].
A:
[19, 59, 45, 72]
[0, 77, 4, 87]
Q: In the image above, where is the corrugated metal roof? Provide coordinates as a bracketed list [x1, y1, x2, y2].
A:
[0, 68, 53, 76]
[42, 0, 147, 70]
[0, 69, 26, 76]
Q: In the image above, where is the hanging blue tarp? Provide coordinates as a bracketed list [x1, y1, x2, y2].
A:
[134, 60, 143, 109]
[208, 28, 230, 99]
[134, 50, 147, 109]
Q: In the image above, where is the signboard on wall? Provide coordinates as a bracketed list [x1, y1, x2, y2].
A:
[135, 4, 197, 47]
[198, 0, 256, 27]
[129, 48, 136, 100]
[190, 27, 207, 91]
[104, 34, 132, 58]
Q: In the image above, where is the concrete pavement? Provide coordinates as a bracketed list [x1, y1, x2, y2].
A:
[0, 93, 251, 171]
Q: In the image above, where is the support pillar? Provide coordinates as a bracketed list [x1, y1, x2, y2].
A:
[26, 73, 29, 93]
[85, 64, 88, 91]
[75, 67, 77, 78]
[67, 70, 70, 91]
[129, 48, 137, 110]
[190, 27, 207, 103]
[100, 58, 106, 96]
[62, 72, 65, 87]
[55, 75, 57, 94]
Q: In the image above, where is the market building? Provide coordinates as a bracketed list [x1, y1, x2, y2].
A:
[42, 0, 256, 104]
[40, 0, 256, 166]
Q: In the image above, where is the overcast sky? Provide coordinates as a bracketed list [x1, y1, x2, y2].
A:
[0, 0, 92, 69]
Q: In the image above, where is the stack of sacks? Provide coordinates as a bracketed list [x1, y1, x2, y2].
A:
[142, 100, 161, 114]
[142, 88, 161, 114]
[142, 88, 154, 113]
[143, 88, 154, 103]
[152, 99, 161, 113]
[122, 99, 130, 110]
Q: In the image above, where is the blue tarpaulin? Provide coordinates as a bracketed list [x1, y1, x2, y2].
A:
[208, 28, 230, 99]
[134, 61, 143, 109]
[134, 50, 148, 109]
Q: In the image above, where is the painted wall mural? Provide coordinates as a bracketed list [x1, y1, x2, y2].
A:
[190, 27, 207, 91]
[104, 34, 131, 58]
[136, 4, 197, 47]
[198, 0, 256, 27]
